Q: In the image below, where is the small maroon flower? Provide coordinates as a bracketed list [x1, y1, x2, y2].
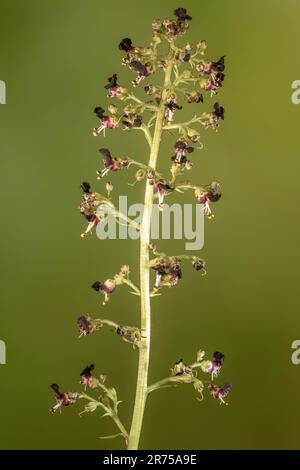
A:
[174, 8, 192, 21]
[96, 148, 128, 179]
[79, 182, 102, 237]
[77, 314, 97, 337]
[104, 74, 124, 98]
[92, 279, 116, 305]
[172, 140, 194, 164]
[119, 37, 133, 52]
[197, 56, 225, 76]
[180, 51, 190, 62]
[208, 382, 232, 405]
[93, 107, 118, 136]
[164, 96, 182, 123]
[192, 258, 206, 272]
[122, 113, 143, 129]
[80, 364, 97, 390]
[202, 73, 225, 95]
[152, 259, 168, 289]
[187, 91, 204, 104]
[153, 179, 173, 209]
[152, 258, 182, 290]
[169, 261, 182, 286]
[204, 351, 225, 380]
[172, 359, 193, 376]
[50, 384, 78, 413]
[80, 211, 101, 237]
[196, 183, 222, 218]
[129, 61, 153, 87]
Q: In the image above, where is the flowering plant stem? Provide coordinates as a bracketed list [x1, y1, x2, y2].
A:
[127, 51, 174, 450]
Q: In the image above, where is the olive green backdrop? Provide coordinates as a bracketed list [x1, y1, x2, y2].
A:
[1, 0, 300, 450]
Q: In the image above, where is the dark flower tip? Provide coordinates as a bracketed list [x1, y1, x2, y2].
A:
[80, 364, 95, 377]
[81, 182, 91, 193]
[213, 351, 225, 365]
[119, 38, 133, 52]
[94, 106, 105, 118]
[91, 281, 103, 292]
[214, 102, 225, 119]
[50, 383, 60, 393]
[104, 74, 118, 89]
[174, 8, 192, 21]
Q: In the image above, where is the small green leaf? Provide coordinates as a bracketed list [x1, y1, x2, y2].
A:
[98, 433, 123, 440]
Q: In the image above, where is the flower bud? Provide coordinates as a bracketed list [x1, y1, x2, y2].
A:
[106, 181, 113, 195]
[148, 243, 157, 252]
[196, 349, 205, 361]
[108, 104, 118, 115]
[197, 40, 207, 53]
[120, 264, 130, 276]
[135, 169, 146, 181]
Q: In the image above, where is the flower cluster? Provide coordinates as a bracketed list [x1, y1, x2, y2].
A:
[171, 140, 194, 169]
[152, 8, 192, 39]
[149, 252, 206, 292]
[166, 348, 232, 405]
[79, 182, 102, 237]
[197, 55, 225, 95]
[119, 38, 154, 87]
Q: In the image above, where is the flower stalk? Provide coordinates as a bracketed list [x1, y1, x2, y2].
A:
[127, 54, 174, 450]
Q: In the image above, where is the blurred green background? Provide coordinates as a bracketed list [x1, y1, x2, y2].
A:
[1, 0, 300, 450]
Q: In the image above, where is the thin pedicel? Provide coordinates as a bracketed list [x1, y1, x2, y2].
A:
[50, 7, 232, 450]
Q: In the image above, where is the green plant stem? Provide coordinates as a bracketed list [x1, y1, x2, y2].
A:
[114, 209, 141, 230]
[127, 52, 174, 450]
[122, 278, 141, 295]
[79, 392, 128, 440]
[147, 377, 182, 394]
[163, 115, 205, 130]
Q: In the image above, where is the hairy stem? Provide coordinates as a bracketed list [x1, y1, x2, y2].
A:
[127, 53, 174, 450]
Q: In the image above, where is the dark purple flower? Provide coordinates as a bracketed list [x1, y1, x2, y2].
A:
[119, 38, 133, 52]
[153, 179, 173, 209]
[79, 183, 102, 237]
[77, 314, 96, 337]
[50, 384, 78, 413]
[204, 102, 225, 130]
[80, 364, 97, 390]
[187, 92, 204, 104]
[192, 258, 206, 271]
[164, 96, 182, 123]
[129, 61, 153, 87]
[152, 257, 182, 290]
[97, 148, 128, 179]
[174, 8, 192, 21]
[204, 351, 225, 380]
[93, 107, 118, 136]
[172, 140, 194, 164]
[92, 279, 116, 305]
[104, 74, 124, 98]
[209, 382, 232, 405]
[122, 113, 143, 129]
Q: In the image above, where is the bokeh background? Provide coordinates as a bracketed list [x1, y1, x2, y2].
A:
[1, 0, 300, 450]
